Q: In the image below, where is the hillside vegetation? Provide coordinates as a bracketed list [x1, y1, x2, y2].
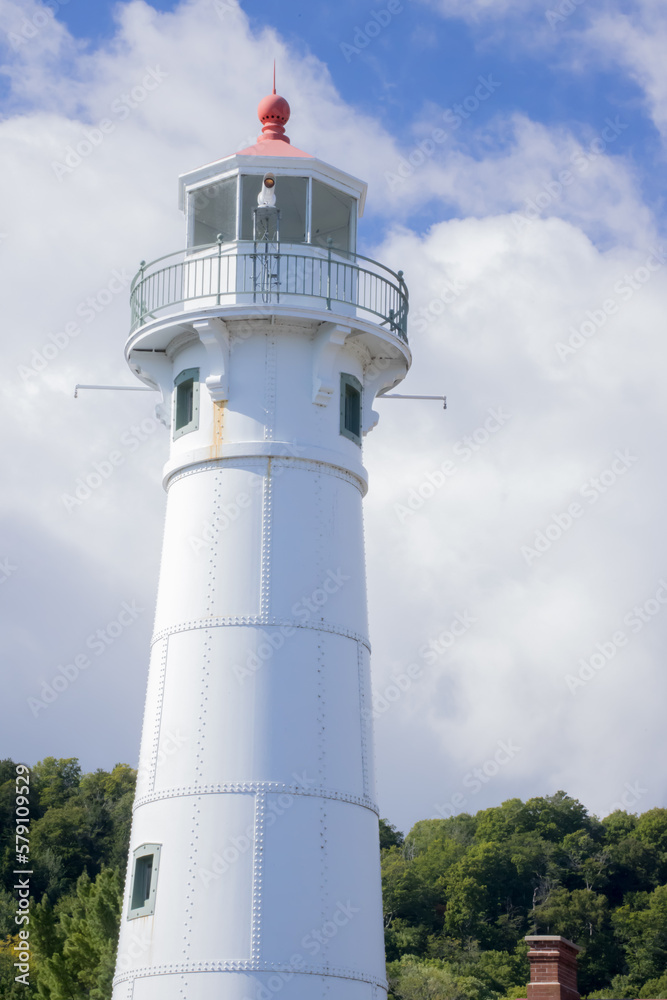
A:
[1, 758, 666, 999]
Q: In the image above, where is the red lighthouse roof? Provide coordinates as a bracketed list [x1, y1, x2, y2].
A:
[236, 72, 312, 158]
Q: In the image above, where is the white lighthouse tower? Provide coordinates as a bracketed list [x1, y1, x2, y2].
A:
[112, 84, 411, 1000]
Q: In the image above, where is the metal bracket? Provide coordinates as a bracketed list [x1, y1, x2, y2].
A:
[312, 322, 352, 406]
[378, 393, 447, 409]
[74, 384, 155, 398]
[193, 317, 230, 402]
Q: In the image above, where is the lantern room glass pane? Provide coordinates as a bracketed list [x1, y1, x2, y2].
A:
[241, 175, 308, 243]
[192, 176, 238, 247]
[312, 180, 355, 252]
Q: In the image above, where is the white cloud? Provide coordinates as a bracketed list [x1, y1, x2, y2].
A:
[367, 212, 667, 824]
[1, 0, 665, 831]
[584, 0, 667, 142]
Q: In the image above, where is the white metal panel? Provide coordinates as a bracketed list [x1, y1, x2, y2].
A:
[269, 465, 368, 636]
[119, 793, 256, 968]
[116, 141, 408, 1000]
[152, 465, 264, 632]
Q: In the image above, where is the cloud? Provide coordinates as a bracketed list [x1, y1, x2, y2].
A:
[367, 211, 667, 822]
[584, 0, 667, 143]
[1, 0, 665, 831]
[382, 112, 652, 249]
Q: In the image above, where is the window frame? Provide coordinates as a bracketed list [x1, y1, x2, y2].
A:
[340, 373, 362, 445]
[173, 367, 200, 440]
[127, 843, 161, 919]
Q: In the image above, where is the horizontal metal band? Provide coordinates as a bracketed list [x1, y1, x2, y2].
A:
[133, 780, 379, 816]
[113, 959, 387, 990]
[165, 453, 366, 495]
[151, 615, 371, 653]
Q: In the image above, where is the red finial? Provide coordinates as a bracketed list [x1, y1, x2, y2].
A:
[256, 63, 290, 144]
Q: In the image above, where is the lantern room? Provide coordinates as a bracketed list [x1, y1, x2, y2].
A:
[177, 90, 366, 254]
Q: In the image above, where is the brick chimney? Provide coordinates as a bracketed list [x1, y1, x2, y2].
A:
[524, 935, 582, 1000]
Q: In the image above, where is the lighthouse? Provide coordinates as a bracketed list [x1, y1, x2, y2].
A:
[112, 84, 411, 1000]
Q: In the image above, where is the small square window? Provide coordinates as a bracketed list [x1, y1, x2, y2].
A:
[128, 843, 161, 919]
[173, 367, 200, 440]
[340, 373, 362, 445]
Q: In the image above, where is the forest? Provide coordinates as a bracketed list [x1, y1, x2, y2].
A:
[1, 757, 666, 999]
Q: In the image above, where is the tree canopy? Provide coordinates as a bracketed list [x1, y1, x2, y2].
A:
[0, 761, 665, 999]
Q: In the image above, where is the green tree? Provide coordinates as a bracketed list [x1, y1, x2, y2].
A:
[634, 809, 667, 884]
[387, 955, 495, 1000]
[32, 759, 82, 813]
[557, 830, 611, 892]
[382, 847, 437, 929]
[32, 868, 122, 1000]
[381, 819, 406, 851]
[613, 883, 667, 986]
[443, 842, 525, 950]
[0, 932, 40, 998]
[520, 792, 592, 843]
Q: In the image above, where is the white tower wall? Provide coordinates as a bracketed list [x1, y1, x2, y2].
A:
[112, 312, 409, 1000]
[112, 92, 410, 999]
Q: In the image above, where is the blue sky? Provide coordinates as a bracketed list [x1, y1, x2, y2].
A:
[2, 0, 667, 833]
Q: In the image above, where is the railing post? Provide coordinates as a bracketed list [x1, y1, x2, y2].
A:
[397, 269, 407, 341]
[217, 234, 223, 306]
[326, 237, 332, 311]
[136, 259, 146, 329]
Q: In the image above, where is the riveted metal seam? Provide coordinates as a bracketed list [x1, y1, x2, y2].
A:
[150, 616, 370, 652]
[113, 961, 388, 989]
[358, 641, 370, 800]
[165, 456, 365, 495]
[260, 460, 272, 619]
[250, 791, 265, 962]
[132, 782, 379, 815]
[264, 334, 276, 442]
[147, 636, 169, 794]
[182, 795, 202, 959]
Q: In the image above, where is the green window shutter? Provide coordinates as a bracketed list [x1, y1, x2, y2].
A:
[173, 367, 200, 439]
[340, 373, 362, 445]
